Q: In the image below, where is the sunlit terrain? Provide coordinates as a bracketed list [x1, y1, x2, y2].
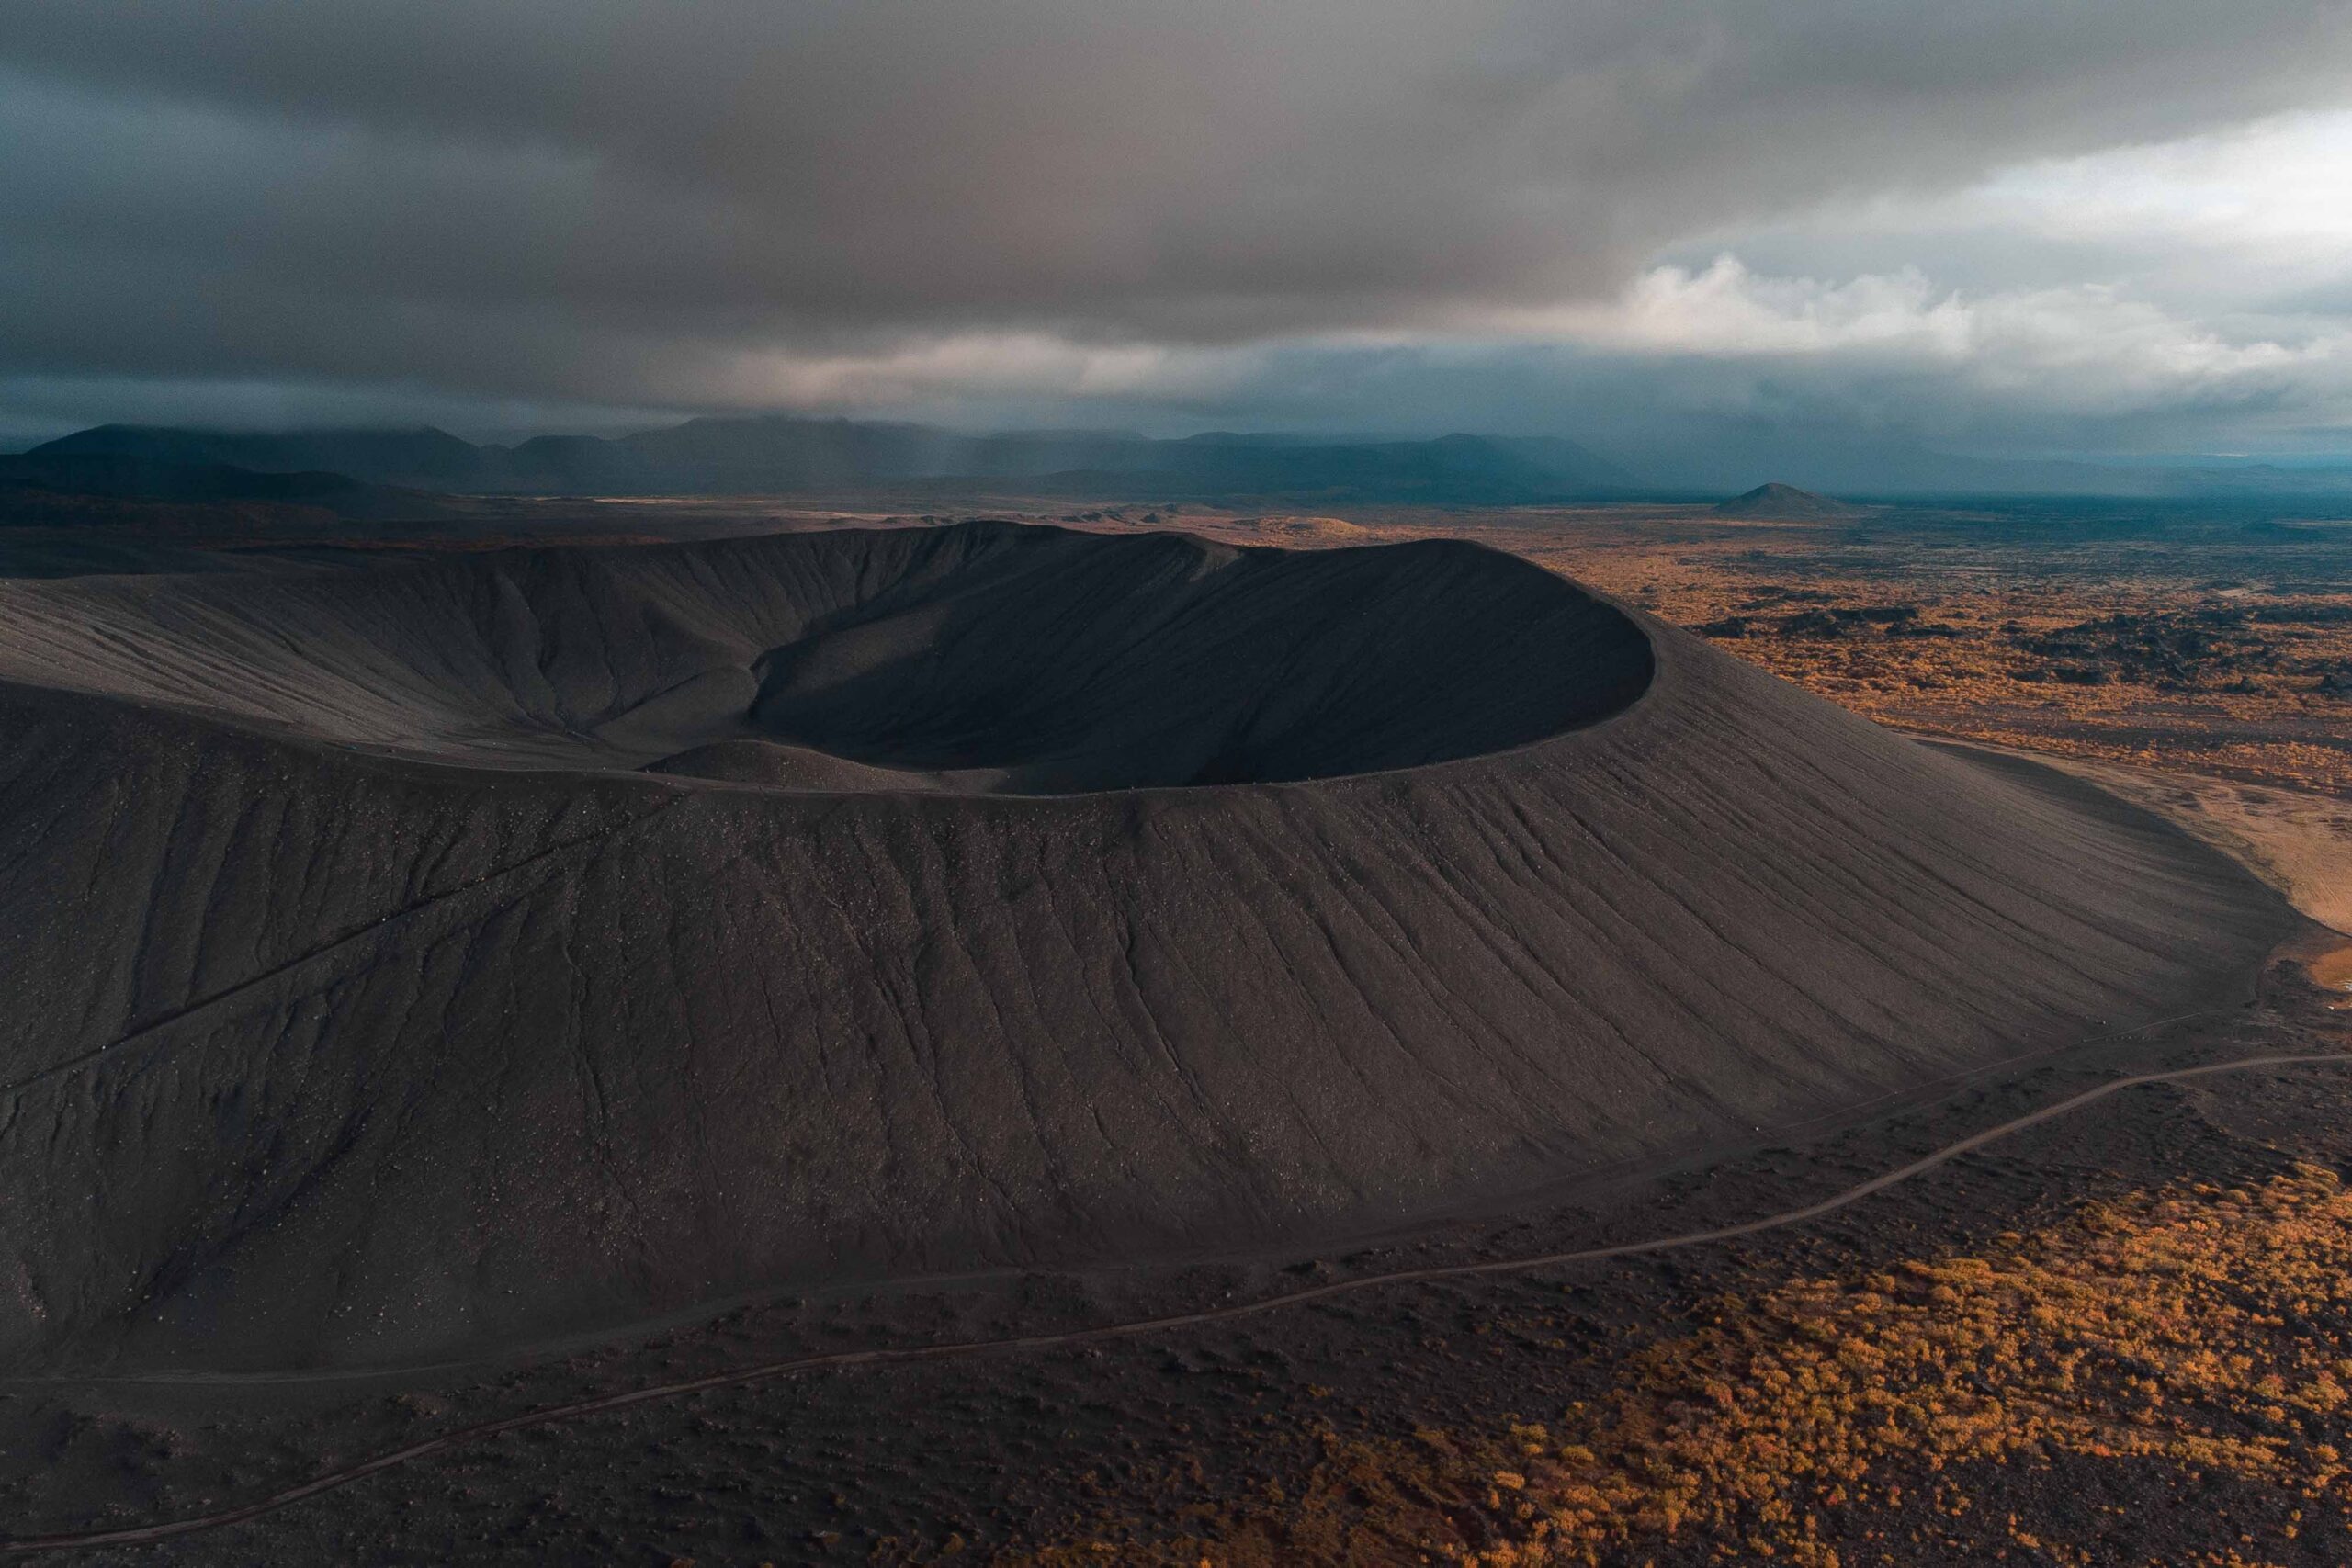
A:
[1018, 1167, 2352, 1566]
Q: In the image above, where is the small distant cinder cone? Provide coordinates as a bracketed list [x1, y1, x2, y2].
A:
[1714, 482, 1866, 519]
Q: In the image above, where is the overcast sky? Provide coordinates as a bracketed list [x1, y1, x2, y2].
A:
[6, 1, 2352, 468]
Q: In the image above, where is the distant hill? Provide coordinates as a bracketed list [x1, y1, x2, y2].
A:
[0, 452, 449, 525]
[30, 418, 1636, 502]
[1714, 482, 1868, 519]
[23, 427, 497, 491]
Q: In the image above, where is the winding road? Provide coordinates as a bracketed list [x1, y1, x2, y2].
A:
[6, 1048, 2347, 1556]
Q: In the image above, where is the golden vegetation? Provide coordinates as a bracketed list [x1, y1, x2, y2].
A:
[1108, 502, 2352, 795]
[1532, 557, 2352, 797]
[1014, 1165, 2352, 1566]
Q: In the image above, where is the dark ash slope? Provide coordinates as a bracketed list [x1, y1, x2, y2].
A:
[0, 523, 1646, 791]
[0, 523, 2291, 1371]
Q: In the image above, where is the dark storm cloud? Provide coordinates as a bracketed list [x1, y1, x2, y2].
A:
[3, 1, 2350, 428]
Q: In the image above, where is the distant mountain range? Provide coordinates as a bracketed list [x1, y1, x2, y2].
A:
[27, 418, 1637, 502]
[22, 416, 2352, 505]
[0, 451, 449, 525]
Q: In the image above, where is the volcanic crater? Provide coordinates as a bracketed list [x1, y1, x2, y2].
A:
[0, 521, 2293, 1372]
[0, 520, 1652, 792]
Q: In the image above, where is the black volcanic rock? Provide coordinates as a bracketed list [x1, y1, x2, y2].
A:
[1715, 482, 1868, 519]
[0, 522, 2290, 1371]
